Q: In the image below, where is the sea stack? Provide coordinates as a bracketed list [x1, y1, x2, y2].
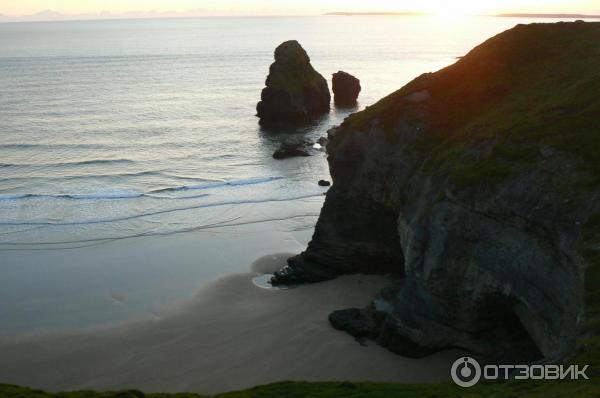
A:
[257, 40, 330, 125]
[332, 71, 361, 105]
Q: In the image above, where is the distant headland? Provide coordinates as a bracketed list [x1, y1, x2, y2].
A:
[497, 13, 600, 18]
[325, 11, 600, 18]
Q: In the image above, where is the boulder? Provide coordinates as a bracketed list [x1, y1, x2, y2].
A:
[272, 144, 312, 160]
[257, 41, 330, 125]
[318, 180, 331, 187]
[329, 308, 373, 338]
[332, 71, 361, 105]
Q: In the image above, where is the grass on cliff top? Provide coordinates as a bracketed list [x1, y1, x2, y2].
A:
[3, 379, 600, 398]
[338, 21, 600, 187]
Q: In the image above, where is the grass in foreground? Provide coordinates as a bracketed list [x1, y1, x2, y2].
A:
[2, 379, 600, 398]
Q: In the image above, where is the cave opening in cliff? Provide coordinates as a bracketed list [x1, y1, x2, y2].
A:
[476, 295, 544, 363]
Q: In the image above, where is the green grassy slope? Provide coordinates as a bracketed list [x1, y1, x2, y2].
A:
[2, 379, 600, 398]
[340, 21, 600, 187]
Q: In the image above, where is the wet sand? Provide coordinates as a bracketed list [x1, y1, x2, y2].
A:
[0, 254, 462, 394]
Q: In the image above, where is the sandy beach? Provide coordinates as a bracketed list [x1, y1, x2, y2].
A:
[0, 253, 462, 394]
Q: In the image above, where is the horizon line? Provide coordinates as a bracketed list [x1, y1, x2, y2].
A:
[2, 10, 600, 24]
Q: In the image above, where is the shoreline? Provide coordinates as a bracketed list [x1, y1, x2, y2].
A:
[0, 253, 462, 394]
[0, 210, 319, 339]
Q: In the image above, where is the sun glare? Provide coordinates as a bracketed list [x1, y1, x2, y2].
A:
[422, 0, 484, 19]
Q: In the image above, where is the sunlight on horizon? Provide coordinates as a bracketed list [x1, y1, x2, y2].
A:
[2, 0, 600, 17]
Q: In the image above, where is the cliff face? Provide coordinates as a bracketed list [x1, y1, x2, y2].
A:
[273, 22, 600, 363]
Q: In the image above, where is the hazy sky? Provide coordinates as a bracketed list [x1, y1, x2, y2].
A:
[2, 0, 600, 17]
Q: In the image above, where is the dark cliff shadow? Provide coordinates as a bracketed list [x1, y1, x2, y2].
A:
[333, 102, 360, 113]
[257, 103, 361, 142]
[255, 102, 363, 163]
[256, 112, 330, 154]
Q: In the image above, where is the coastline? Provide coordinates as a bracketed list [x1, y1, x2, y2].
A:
[0, 253, 462, 394]
[0, 198, 322, 339]
[0, 18, 598, 398]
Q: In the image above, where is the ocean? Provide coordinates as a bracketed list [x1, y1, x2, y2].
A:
[0, 15, 579, 337]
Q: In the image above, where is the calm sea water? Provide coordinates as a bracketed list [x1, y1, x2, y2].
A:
[0, 15, 578, 336]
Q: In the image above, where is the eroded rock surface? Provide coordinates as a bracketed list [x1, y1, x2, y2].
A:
[257, 41, 330, 125]
[272, 22, 600, 364]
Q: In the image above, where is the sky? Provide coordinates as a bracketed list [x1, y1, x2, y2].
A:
[1, 0, 600, 18]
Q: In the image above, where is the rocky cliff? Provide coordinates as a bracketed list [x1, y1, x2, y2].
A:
[257, 40, 330, 124]
[273, 22, 600, 364]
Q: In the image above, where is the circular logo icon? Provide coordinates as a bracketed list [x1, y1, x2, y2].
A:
[451, 356, 482, 388]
